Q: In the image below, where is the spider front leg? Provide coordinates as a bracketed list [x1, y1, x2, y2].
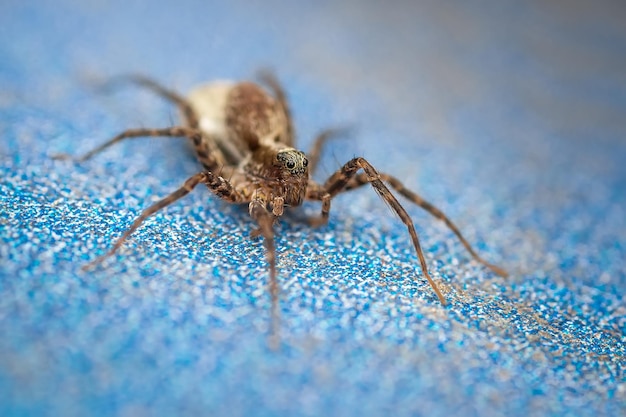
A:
[249, 198, 280, 347]
[343, 173, 508, 277]
[312, 157, 447, 305]
[84, 170, 244, 270]
[305, 182, 332, 227]
[249, 196, 284, 239]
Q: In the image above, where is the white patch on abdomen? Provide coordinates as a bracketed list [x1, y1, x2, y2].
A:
[186, 81, 234, 139]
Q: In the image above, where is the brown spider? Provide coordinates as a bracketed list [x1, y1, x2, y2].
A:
[56, 72, 507, 341]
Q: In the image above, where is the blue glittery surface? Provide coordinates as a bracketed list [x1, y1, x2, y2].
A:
[1, 1, 625, 416]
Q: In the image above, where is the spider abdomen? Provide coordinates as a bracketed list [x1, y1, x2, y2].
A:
[187, 81, 289, 165]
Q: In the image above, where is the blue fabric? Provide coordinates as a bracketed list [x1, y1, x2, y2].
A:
[1, 1, 625, 416]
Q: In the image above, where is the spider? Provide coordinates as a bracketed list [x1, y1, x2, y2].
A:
[55, 72, 507, 341]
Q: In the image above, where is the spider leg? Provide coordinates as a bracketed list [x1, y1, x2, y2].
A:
[249, 194, 285, 238]
[249, 198, 280, 347]
[316, 157, 447, 305]
[306, 128, 350, 175]
[100, 74, 199, 128]
[85, 172, 204, 269]
[84, 170, 245, 270]
[305, 181, 332, 227]
[250, 215, 281, 239]
[342, 173, 508, 277]
[52, 126, 225, 171]
[257, 70, 294, 146]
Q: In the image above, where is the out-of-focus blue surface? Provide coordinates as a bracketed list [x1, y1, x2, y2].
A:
[1, 1, 625, 416]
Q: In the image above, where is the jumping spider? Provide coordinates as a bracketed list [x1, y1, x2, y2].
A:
[56, 72, 507, 339]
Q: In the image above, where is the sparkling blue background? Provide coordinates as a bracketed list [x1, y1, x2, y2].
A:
[1, 1, 625, 416]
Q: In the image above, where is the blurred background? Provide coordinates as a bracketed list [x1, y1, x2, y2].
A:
[1, 1, 625, 416]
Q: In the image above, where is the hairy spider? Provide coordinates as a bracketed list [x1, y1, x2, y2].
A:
[55, 72, 507, 342]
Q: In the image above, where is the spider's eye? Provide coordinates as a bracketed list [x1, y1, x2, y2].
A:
[302, 158, 308, 167]
[286, 160, 296, 169]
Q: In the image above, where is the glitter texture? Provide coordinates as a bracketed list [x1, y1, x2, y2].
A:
[1, 2, 625, 416]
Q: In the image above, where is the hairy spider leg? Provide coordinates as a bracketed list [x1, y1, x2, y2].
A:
[249, 198, 280, 347]
[83, 170, 245, 270]
[309, 157, 447, 305]
[100, 74, 200, 128]
[342, 173, 509, 277]
[56, 75, 229, 169]
[52, 127, 225, 171]
[306, 128, 350, 175]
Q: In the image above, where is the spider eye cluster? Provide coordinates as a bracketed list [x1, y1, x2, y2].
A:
[276, 149, 308, 176]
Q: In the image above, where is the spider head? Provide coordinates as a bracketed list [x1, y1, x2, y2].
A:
[275, 148, 309, 177]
